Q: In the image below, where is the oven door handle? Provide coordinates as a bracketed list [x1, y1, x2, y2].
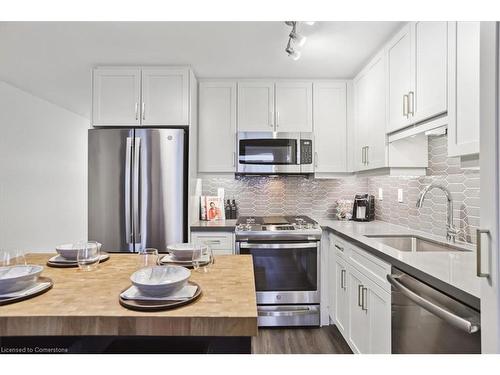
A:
[387, 274, 480, 334]
[238, 242, 318, 249]
[258, 307, 315, 317]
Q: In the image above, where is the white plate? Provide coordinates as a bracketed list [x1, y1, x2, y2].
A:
[130, 265, 190, 297]
[160, 253, 209, 265]
[120, 284, 198, 301]
[0, 265, 43, 294]
[48, 253, 109, 264]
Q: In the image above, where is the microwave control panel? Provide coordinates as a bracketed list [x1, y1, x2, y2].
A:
[300, 140, 313, 164]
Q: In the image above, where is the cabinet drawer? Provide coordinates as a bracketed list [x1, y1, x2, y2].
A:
[329, 233, 349, 260]
[348, 245, 391, 292]
[190, 232, 234, 252]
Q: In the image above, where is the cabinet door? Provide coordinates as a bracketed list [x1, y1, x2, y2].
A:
[347, 266, 370, 354]
[354, 54, 387, 171]
[313, 82, 347, 172]
[141, 67, 190, 125]
[366, 283, 391, 354]
[412, 21, 448, 123]
[92, 68, 141, 126]
[334, 258, 349, 338]
[387, 24, 412, 133]
[198, 81, 237, 172]
[275, 82, 313, 132]
[447, 22, 480, 157]
[237, 81, 275, 131]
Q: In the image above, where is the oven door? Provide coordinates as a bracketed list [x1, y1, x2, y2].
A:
[238, 241, 320, 304]
[237, 132, 301, 174]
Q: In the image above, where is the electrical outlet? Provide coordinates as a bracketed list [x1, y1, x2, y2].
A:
[378, 188, 383, 200]
[398, 189, 404, 203]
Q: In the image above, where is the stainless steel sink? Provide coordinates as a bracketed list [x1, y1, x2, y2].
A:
[364, 234, 472, 252]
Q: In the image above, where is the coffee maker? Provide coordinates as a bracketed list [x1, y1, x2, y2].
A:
[352, 194, 375, 222]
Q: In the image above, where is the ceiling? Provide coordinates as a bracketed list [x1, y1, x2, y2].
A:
[0, 21, 403, 119]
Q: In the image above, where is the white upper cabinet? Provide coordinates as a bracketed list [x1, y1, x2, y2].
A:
[313, 82, 347, 173]
[198, 81, 237, 173]
[275, 81, 313, 132]
[447, 21, 480, 157]
[354, 53, 387, 171]
[92, 66, 191, 126]
[237, 81, 275, 132]
[141, 67, 190, 125]
[386, 22, 448, 133]
[92, 68, 141, 126]
[412, 21, 448, 123]
[387, 24, 412, 133]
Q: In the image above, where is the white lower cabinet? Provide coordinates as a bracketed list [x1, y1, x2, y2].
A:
[329, 234, 392, 354]
[190, 231, 235, 255]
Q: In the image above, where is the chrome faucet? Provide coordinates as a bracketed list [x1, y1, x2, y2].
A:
[416, 184, 459, 242]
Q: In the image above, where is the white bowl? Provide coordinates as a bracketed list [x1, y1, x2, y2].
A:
[167, 243, 205, 261]
[0, 265, 43, 294]
[130, 265, 190, 297]
[56, 242, 101, 260]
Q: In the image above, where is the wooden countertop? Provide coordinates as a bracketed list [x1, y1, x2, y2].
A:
[0, 254, 258, 337]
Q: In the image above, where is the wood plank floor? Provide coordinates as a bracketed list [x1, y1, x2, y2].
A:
[252, 325, 353, 354]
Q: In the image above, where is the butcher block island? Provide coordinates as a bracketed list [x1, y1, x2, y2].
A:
[0, 254, 258, 354]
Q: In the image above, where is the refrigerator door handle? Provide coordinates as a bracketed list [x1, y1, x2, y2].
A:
[133, 137, 141, 244]
[125, 137, 133, 244]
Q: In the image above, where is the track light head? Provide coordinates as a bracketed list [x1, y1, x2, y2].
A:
[289, 30, 307, 47]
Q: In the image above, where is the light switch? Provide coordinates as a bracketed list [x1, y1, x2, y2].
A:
[378, 188, 383, 200]
[398, 189, 404, 203]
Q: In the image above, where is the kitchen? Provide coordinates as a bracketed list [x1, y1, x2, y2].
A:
[1, 5, 500, 367]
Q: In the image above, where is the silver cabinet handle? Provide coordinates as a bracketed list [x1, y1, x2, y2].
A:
[314, 152, 318, 168]
[366, 146, 369, 165]
[387, 274, 480, 334]
[135, 103, 139, 121]
[233, 151, 236, 167]
[276, 111, 280, 128]
[340, 269, 346, 290]
[358, 284, 363, 307]
[125, 137, 133, 243]
[142, 102, 145, 121]
[403, 94, 409, 118]
[361, 147, 365, 165]
[334, 244, 344, 252]
[408, 91, 414, 116]
[133, 137, 141, 242]
[476, 229, 490, 277]
[269, 111, 274, 128]
[362, 287, 368, 311]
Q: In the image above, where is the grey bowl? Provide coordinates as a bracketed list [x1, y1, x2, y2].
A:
[56, 242, 102, 260]
[167, 243, 205, 261]
[0, 265, 43, 294]
[130, 265, 191, 297]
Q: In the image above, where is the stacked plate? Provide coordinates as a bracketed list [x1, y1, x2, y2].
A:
[120, 265, 202, 311]
[0, 265, 52, 305]
[160, 243, 209, 267]
[48, 243, 108, 267]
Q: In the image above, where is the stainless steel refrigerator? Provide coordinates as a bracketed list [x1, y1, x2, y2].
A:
[88, 128, 188, 252]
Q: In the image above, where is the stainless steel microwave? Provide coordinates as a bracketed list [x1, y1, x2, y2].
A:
[237, 132, 314, 175]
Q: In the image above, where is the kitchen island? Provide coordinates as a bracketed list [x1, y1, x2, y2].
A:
[0, 254, 257, 353]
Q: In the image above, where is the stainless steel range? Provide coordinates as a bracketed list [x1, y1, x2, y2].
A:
[235, 215, 322, 327]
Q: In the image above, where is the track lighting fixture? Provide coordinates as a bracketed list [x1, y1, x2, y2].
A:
[284, 21, 314, 60]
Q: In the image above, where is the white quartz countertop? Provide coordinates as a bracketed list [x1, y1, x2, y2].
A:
[320, 219, 480, 303]
[190, 219, 237, 231]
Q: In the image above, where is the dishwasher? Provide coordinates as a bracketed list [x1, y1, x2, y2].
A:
[387, 268, 481, 354]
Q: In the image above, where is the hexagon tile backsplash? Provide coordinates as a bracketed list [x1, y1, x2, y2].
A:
[201, 135, 480, 244]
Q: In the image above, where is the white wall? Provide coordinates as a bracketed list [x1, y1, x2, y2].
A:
[0, 81, 90, 252]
